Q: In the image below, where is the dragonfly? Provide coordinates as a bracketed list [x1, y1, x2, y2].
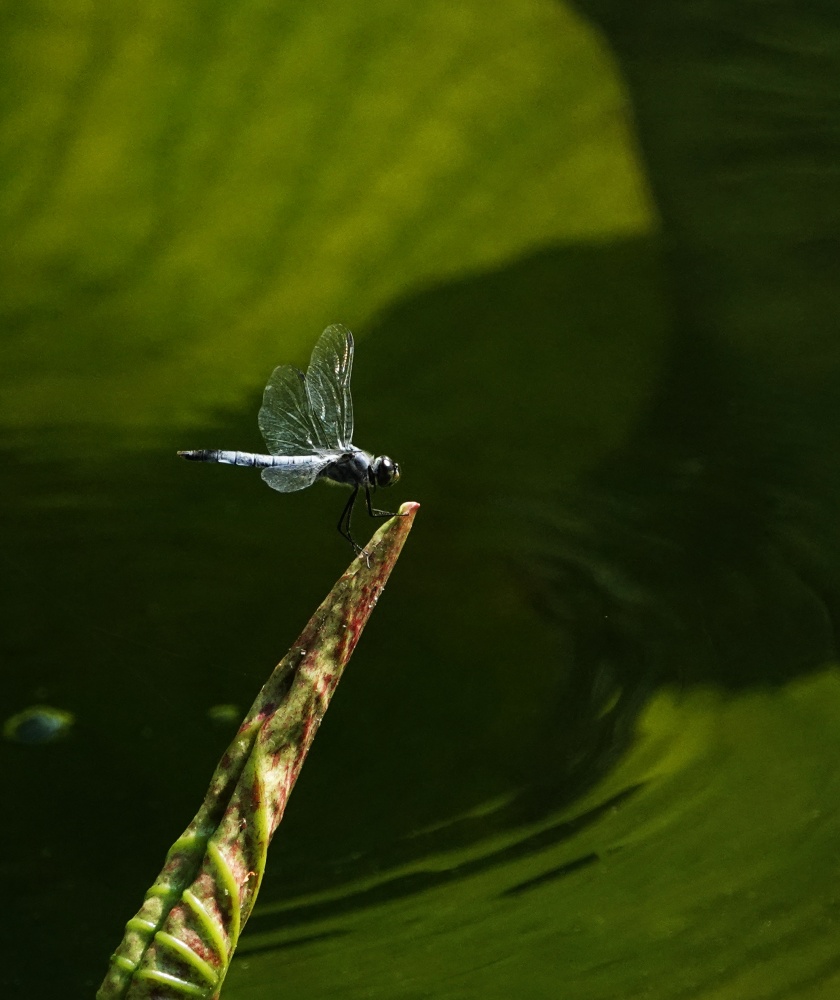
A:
[178, 324, 401, 553]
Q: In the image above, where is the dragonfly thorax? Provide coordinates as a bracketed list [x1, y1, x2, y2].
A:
[318, 448, 371, 487]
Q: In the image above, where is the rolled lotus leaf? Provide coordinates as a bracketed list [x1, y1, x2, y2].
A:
[97, 502, 419, 999]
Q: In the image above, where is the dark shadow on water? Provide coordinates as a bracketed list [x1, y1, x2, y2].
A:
[243, 784, 639, 939]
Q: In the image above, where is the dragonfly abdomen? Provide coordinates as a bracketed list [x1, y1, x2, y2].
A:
[178, 450, 323, 470]
[179, 449, 275, 467]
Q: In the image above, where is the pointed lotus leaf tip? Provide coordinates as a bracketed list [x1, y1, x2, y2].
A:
[376, 499, 419, 535]
[345, 500, 419, 576]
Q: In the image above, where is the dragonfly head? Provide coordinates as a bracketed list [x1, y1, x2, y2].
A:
[371, 455, 400, 488]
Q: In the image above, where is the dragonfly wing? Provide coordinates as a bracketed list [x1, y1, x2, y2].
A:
[260, 457, 331, 493]
[259, 364, 331, 455]
[305, 324, 355, 449]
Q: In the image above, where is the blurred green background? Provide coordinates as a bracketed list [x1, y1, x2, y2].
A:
[3, 1, 840, 997]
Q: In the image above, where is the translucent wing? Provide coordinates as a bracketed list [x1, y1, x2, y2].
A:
[260, 458, 332, 493]
[305, 324, 355, 450]
[258, 364, 331, 456]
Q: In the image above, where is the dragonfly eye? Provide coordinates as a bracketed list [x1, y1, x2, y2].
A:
[374, 456, 400, 487]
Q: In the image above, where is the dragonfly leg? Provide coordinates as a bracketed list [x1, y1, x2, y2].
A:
[337, 486, 365, 554]
[364, 487, 397, 519]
